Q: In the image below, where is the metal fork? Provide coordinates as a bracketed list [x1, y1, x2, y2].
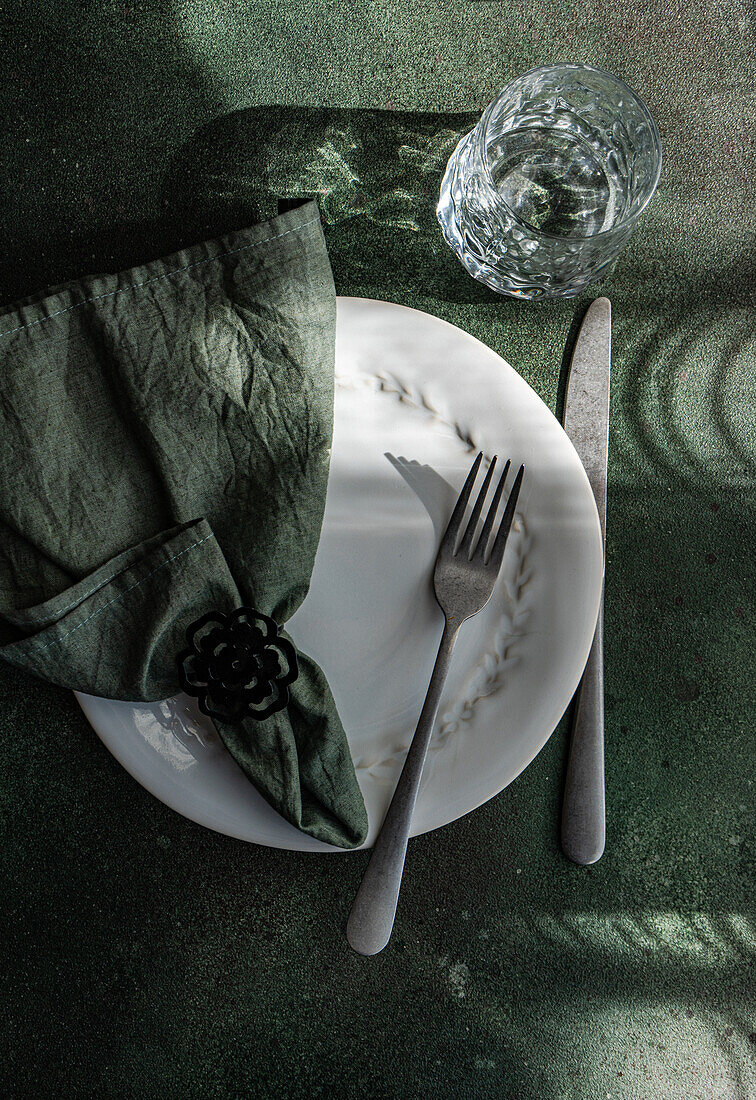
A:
[347, 452, 525, 955]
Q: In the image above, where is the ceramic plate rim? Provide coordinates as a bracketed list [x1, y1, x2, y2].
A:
[77, 296, 603, 851]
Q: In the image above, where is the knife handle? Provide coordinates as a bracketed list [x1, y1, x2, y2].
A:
[561, 589, 605, 864]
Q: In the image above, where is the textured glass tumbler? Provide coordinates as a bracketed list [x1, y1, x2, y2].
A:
[437, 65, 662, 300]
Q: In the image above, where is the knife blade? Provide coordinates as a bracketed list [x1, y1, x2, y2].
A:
[561, 296, 611, 865]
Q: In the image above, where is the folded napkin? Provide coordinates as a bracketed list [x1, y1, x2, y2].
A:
[0, 202, 368, 848]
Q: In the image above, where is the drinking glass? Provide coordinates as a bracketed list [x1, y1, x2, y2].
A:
[437, 65, 662, 300]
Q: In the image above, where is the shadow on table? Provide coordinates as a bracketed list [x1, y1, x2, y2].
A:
[161, 104, 486, 303]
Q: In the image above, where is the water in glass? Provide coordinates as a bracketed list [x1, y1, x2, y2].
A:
[437, 65, 661, 299]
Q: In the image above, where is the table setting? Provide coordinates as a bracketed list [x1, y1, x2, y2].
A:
[1, 6, 753, 1098]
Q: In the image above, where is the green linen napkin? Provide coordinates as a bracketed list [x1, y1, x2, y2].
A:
[0, 201, 368, 849]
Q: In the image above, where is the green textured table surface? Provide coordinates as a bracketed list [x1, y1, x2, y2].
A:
[1, 3, 754, 1098]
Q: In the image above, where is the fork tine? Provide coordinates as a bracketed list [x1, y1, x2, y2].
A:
[487, 464, 524, 569]
[473, 458, 511, 560]
[439, 452, 483, 554]
[457, 455, 497, 558]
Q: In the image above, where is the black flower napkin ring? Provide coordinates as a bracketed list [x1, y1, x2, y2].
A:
[178, 607, 298, 724]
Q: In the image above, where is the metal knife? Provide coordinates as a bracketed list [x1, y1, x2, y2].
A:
[561, 296, 611, 865]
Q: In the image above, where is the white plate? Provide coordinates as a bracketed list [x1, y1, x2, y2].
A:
[77, 297, 603, 852]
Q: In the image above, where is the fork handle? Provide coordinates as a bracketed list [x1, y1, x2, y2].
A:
[347, 618, 459, 955]
[561, 590, 605, 864]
